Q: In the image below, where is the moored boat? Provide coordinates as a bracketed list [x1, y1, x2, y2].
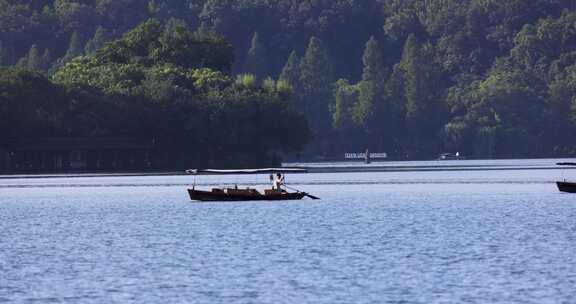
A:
[437, 152, 465, 160]
[556, 162, 576, 193]
[556, 181, 576, 193]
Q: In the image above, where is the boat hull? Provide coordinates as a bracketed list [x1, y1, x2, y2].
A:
[188, 189, 306, 202]
[557, 181, 576, 193]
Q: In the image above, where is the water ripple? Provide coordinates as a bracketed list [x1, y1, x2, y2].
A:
[1, 168, 576, 303]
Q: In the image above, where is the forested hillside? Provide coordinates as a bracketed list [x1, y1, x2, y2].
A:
[0, 17, 308, 169]
[2, 0, 576, 160]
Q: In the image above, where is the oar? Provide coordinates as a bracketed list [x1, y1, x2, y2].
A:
[284, 185, 320, 200]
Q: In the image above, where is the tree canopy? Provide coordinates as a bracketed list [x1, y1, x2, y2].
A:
[2, 0, 576, 159]
[1, 18, 309, 168]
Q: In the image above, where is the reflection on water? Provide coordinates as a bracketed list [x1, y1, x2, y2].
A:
[1, 159, 576, 303]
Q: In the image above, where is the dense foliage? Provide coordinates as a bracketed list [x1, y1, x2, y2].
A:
[0, 19, 309, 168]
[2, 0, 576, 159]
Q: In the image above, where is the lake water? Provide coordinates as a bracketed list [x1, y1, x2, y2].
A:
[1, 159, 576, 303]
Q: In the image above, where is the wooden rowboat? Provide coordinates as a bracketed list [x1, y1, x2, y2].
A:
[187, 188, 306, 202]
[185, 168, 318, 202]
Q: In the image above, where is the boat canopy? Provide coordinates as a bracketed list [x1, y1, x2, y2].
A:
[557, 162, 576, 166]
[186, 168, 308, 175]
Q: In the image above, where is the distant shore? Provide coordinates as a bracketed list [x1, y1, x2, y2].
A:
[2, 158, 576, 179]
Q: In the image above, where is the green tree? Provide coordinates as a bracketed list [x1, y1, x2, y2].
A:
[51, 19, 310, 167]
[41, 48, 52, 70]
[299, 37, 333, 135]
[235, 73, 257, 89]
[547, 65, 576, 154]
[85, 26, 108, 54]
[353, 36, 386, 130]
[62, 31, 83, 63]
[94, 18, 234, 71]
[384, 64, 408, 154]
[15, 56, 27, 69]
[3, 0, 576, 159]
[332, 79, 357, 131]
[476, 59, 547, 156]
[0, 68, 67, 141]
[398, 34, 447, 156]
[279, 50, 300, 88]
[26, 44, 42, 71]
[0, 1, 31, 34]
[164, 18, 189, 36]
[300, 37, 333, 98]
[243, 32, 269, 78]
[331, 78, 365, 152]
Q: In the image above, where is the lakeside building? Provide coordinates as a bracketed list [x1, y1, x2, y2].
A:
[0, 138, 155, 173]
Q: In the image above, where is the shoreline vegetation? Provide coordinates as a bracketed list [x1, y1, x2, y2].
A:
[1, 19, 309, 172]
[2, 1, 576, 170]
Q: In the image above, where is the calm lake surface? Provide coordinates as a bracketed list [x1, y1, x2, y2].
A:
[1, 159, 576, 303]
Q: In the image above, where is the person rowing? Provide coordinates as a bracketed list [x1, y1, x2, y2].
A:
[271, 173, 285, 191]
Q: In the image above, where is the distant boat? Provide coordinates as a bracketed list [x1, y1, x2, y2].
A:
[556, 162, 576, 193]
[556, 181, 576, 193]
[185, 168, 319, 202]
[437, 152, 465, 160]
